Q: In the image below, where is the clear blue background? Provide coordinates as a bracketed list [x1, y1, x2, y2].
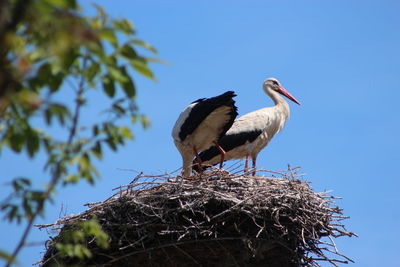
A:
[1, 1, 399, 266]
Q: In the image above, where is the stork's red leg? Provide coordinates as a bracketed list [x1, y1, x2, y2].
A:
[252, 157, 257, 176]
[193, 147, 203, 172]
[244, 154, 250, 174]
[213, 141, 226, 168]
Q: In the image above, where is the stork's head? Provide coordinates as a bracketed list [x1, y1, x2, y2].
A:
[263, 78, 301, 105]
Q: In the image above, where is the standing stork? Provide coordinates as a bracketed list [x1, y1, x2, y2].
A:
[172, 91, 238, 177]
[194, 78, 300, 176]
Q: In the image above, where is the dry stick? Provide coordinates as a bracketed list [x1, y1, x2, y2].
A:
[119, 235, 148, 250]
[5, 57, 88, 267]
[225, 160, 243, 174]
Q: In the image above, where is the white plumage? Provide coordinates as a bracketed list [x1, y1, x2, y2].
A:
[195, 78, 300, 175]
[172, 91, 238, 177]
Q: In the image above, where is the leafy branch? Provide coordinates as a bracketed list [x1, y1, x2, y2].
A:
[6, 57, 87, 266]
[0, 0, 161, 265]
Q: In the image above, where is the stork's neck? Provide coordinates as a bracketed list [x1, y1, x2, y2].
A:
[266, 88, 290, 118]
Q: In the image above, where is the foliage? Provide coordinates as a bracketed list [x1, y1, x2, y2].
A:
[55, 218, 109, 260]
[0, 0, 159, 265]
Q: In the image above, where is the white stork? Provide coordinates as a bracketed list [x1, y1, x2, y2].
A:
[172, 91, 238, 177]
[194, 78, 300, 176]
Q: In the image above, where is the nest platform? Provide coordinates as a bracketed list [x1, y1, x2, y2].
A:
[38, 168, 356, 266]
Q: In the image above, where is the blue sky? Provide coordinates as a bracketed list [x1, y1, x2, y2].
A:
[1, 1, 400, 266]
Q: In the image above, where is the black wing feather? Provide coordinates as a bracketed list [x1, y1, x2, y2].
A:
[179, 91, 238, 141]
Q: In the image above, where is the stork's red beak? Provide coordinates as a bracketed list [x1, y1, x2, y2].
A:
[279, 87, 301, 105]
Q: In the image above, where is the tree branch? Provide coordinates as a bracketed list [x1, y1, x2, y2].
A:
[5, 57, 88, 267]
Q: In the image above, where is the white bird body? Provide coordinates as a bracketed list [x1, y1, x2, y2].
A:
[172, 91, 238, 177]
[222, 104, 289, 161]
[195, 78, 300, 175]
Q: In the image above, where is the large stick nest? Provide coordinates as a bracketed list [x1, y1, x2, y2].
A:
[38, 167, 356, 267]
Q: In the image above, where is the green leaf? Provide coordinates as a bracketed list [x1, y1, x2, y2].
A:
[78, 153, 90, 171]
[35, 63, 52, 88]
[145, 57, 169, 65]
[22, 197, 33, 219]
[102, 75, 115, 97]
[61, 48, 79, 69]
[99, 28, 118, 47]
[119, 44, 138, 60]
[131, 39, 157, 54]
[64, 175, 79, 184]
[41, 135, 54, 154]
[49, 72, 64, 92]
[30, 191, 46, 210]
[45, 108, 52, 125]
[35, 63, 64, 92]
[45, 104, 70, 126]
[117, 66, 135, 98]
[87, 61, 100, 82]
[113, 19, 135, 35]
[92, 125, 99, 136]
[28, 49, 45, 63]
[1, 203, 18, 223]
[48, 0, 77, 9]
[8, 205, 21, 223]
[54, 104, 70, 125]
[112, 103, 125, 115]
[91, 141, 102, 159]
[107, 65, 128, 83]
[106, 138, 117, 151]
[119, 127, 133, 139]
[54, 218, 108, 260]
[56, 243, 92, 260]
[12, 178, 31, 191]
[130, 58, 155, 80]
[79, 218, 109, 248]
[53, 49, 79, 73]
[140, 115, 151, 128]
[8, 131, 25, 153]
[26, 129, 40, 158]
